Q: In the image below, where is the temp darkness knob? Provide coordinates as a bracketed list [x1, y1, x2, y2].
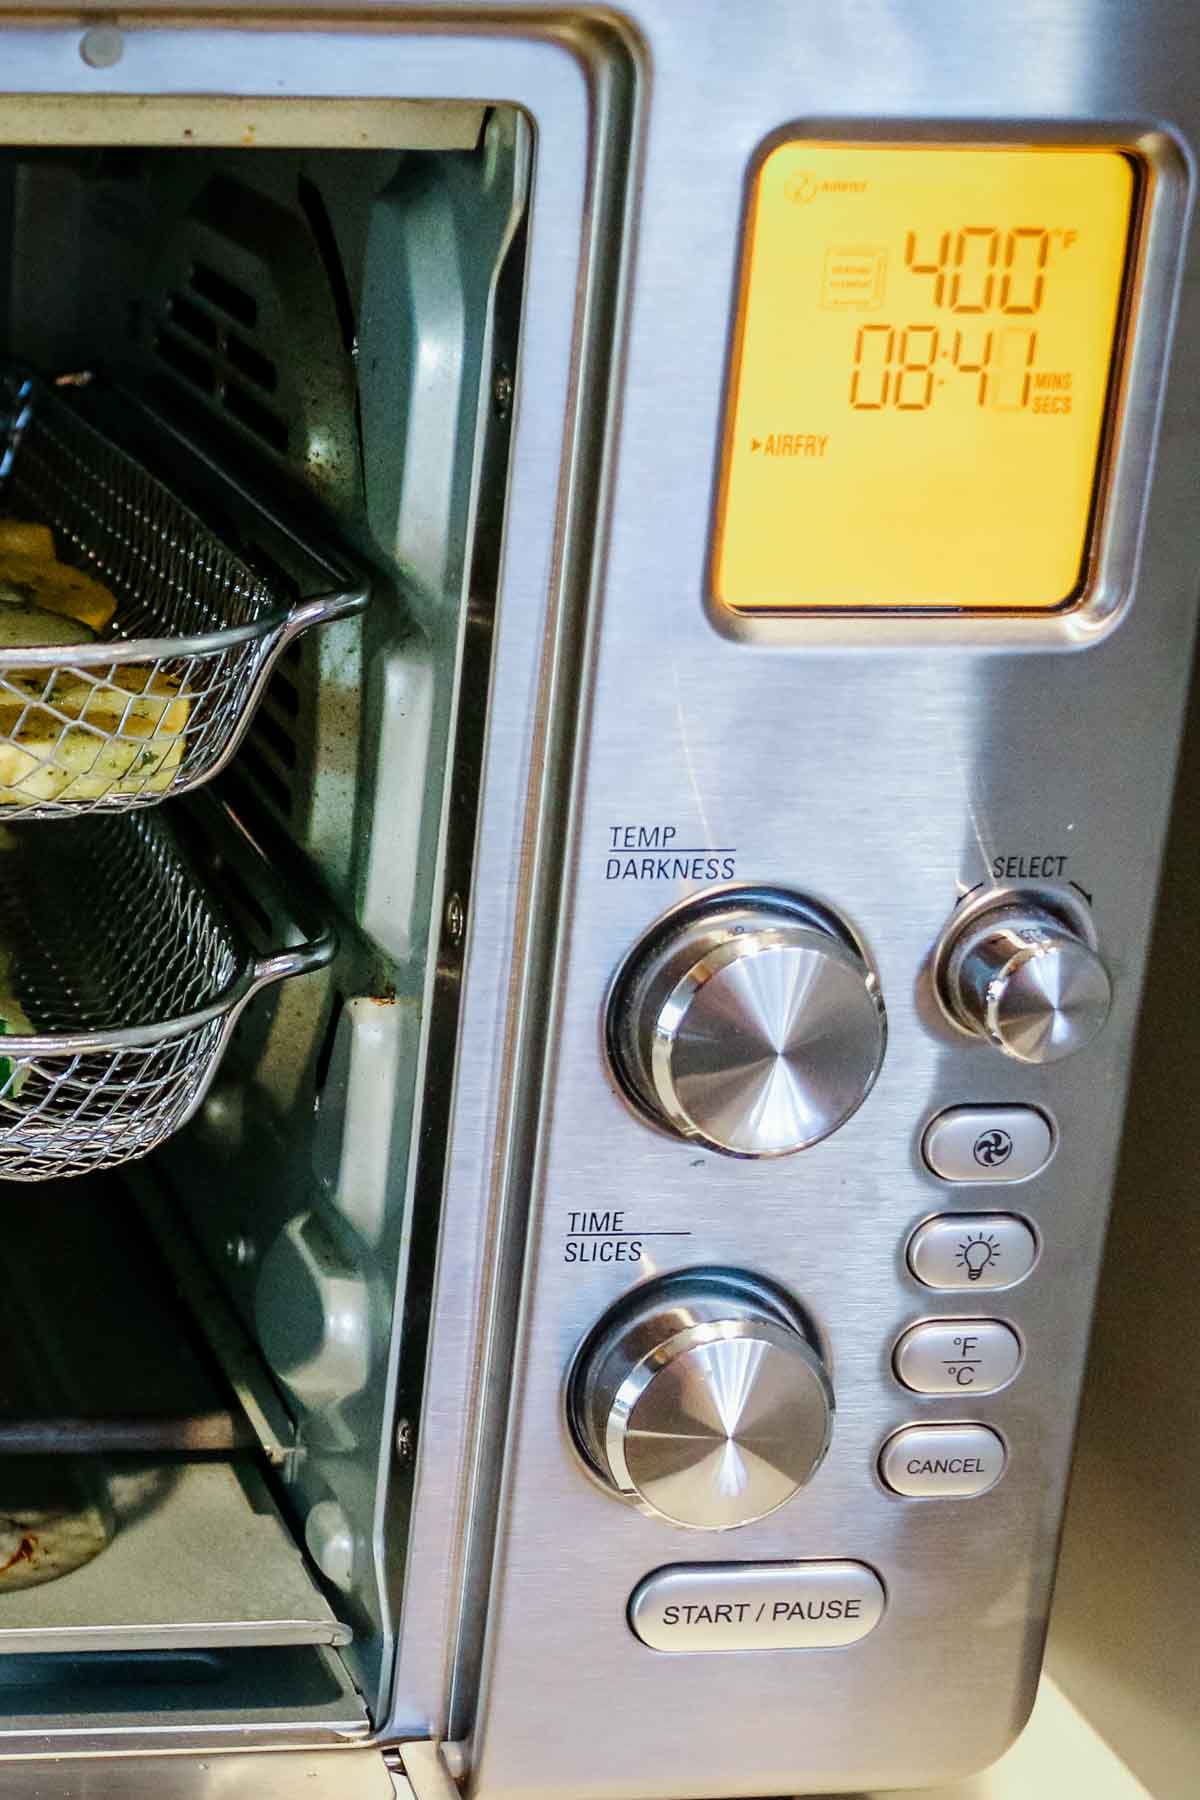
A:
[607, 890, 885, 1157]
[939, 897, 1111, 1064]
[568, 1271, 833, 1530]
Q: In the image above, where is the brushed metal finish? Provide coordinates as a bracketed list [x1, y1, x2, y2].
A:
[942, 902, 1112, 1064]
[609, 892, 885, 1155]
[569, 1271, 833, 1530]
[628, 1560, 886, 1652]
[907, 1215, 1040, 1291]
[0, 1753, 395, 1797]
[466, 9, 1200, 1797]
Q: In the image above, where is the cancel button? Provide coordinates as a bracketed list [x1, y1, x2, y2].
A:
[628, 1561, 886, 1653]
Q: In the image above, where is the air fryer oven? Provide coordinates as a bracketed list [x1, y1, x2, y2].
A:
[1, 9, 1200, 1800]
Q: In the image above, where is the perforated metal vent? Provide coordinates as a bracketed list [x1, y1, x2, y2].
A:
[140, 166, 365, 888]
[142, 172, 360, 510]
[156, 264, 288, 454]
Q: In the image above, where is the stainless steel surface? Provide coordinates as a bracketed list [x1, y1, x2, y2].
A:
[940, 899, 1112, 1064]
[0, 1753, 394, 1795]
[893, 1320, 1023, 1395]
[568, 1271, 833, 1530]
[922, 1105, 1054, 1183]
[0, 371, 367, 815]
[467, 17, 1196, 1789]
[879, 1425, 1008, 1499]
[608, 891, 885, 1156]
[628, 1560, 886, 1653]
[402, 1742, 464, 1800]
[0, 1459, 348, 1654]
[0, 797, 332, 1179]
[908, 1215, 1040, 1291]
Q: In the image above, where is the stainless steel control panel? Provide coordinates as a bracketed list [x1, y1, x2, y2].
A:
[459, 4, 1200, 1797]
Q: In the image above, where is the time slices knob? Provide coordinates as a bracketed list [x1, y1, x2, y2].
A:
[568, 1270, 834, 1531]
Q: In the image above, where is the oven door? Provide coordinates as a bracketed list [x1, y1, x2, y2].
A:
[0, 5, 603, 1792]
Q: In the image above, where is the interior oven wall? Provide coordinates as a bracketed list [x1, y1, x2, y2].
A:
[0, 115, 529, 1720]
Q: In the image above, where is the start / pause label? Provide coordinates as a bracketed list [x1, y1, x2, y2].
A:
[629, 1562, 886, 1653]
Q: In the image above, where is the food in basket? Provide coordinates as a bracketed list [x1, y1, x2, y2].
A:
[0, 523, 55, 560]
[0, 950, 32, 1099]
[0, 520, 117, 632]
[0, 663, 189, 804]
[0, 607, 95, 650]
[0, 531, 190, 804]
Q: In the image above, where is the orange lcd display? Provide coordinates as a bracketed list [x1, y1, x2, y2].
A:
[713, 143, 1136, 612]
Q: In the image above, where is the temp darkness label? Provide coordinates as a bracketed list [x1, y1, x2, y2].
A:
[564, 1209, 692, 1265]
[606, 825, 737, 883]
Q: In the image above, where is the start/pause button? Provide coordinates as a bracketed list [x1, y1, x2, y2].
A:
[628, 1561, 886, 1653]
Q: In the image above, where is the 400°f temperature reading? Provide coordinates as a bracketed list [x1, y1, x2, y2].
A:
[849, 229, 1065, 414]
[714, 144, 1137, 612]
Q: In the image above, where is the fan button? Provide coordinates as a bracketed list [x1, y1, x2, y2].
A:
[922, 1106, 1053, 1183]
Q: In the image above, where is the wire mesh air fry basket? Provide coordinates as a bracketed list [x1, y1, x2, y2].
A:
[0, 371, 368, 817]
[0, 803, 334, 1181]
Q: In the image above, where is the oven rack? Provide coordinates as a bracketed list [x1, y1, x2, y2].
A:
[0, 368, 368, 817]
[0, 798, 334, 1181]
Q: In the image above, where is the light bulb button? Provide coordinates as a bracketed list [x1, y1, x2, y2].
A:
[893, 1319, 1022, 1395]
[908, 1216, 1038, 1292]
[922, 1105, 1053, 1184]
[879, 1425, 1007, 1499]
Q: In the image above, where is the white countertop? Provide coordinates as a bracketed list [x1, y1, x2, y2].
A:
[855, 1677, 1152, 1800]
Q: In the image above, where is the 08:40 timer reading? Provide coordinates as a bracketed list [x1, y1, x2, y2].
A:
[849, 226, 1070, 413]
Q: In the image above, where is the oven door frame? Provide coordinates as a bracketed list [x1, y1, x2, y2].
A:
[0, 1, 640, 1785]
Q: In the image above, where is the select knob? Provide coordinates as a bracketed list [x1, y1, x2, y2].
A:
[606, 890, 885, 1157]
[568, 1270, 833, 1530]
[938, 896, 1111, 1064]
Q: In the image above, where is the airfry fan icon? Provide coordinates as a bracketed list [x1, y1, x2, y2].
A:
[785, 171, 819, 205]
[973, 1128, 1014, 1169]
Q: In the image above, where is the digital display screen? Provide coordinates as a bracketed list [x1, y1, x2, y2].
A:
[713, 144, 1136, 613]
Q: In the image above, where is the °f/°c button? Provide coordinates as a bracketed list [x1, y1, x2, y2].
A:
[893, 1319, 1022, 1395]
[922, 1106, 1053, 1183]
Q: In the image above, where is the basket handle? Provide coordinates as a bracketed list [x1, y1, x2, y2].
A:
[245, 926, 338, 1002]
[277, 584, 370, 646]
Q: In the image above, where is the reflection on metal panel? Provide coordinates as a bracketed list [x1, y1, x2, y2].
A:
[0, 1749, 395, 1797]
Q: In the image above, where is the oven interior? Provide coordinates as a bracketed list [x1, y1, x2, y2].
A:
[0, 102, 529, 1743]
